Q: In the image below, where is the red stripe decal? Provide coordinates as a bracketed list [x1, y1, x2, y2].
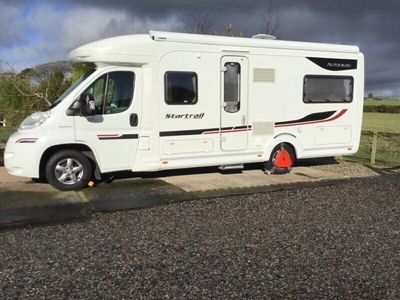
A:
[275, 109, 347, 127]
[203, 128, 251, 135]
[97, 134, 120, 137]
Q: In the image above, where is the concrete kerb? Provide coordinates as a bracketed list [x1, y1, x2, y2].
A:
[0, 165, 380, 229]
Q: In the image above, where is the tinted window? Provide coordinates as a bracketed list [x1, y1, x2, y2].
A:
[165, 72, 198, 105]
[84, 75, 106, 113]
[224, 62, 241, 113]
[84, 71, 134, 114]
[104, 72, 134, 114]
[303, 75, 353, 103]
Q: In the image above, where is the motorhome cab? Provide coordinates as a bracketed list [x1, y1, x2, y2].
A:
[4, 31, 364, 190]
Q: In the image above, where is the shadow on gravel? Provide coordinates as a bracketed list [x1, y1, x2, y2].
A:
[97, 164, 261, 185]
[97, 158, 339, 185]
[296, 157, 339, 167]
[364, 164, 400, 175]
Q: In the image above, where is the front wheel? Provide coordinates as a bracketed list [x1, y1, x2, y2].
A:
[45, 150, 92, 191]
[264, 143, 295, 175]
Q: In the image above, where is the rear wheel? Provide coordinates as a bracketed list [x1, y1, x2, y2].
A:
[45, 150, 92, 191]
[264, 143, 295, 174]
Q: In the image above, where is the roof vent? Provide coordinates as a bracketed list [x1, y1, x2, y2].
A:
[251, 34, 276, 40]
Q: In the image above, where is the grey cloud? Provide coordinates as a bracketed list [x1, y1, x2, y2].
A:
[1, 0, 399, 95]
[0, 3, 26, 46]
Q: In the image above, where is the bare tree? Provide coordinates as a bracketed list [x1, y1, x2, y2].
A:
[0, 60, 51, 106]
[0, 60, 73, 125]
[259, 0, 281, 38]
[182, 8, 213, 34]
[225, 23, 233, 36]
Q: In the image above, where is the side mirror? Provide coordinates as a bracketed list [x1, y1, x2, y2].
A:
[79, 93, 96, 116]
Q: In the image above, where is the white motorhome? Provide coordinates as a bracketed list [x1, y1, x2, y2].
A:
[4, 31, 364, 190]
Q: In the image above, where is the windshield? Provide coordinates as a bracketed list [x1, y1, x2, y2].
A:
[44, 69, 95, 111]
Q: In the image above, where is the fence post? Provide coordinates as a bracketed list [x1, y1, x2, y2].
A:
[370, 132, 378, 165]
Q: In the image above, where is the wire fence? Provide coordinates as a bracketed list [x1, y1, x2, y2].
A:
[354, 131, 400, 164]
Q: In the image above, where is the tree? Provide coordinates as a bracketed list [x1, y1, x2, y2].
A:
[182, 8, 213, 34]
[259, 0, 281, 38]
[0, 60, 73, 126]
[225, 23, 233, 36]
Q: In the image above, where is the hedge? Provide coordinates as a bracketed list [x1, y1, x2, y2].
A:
[363, 105, 400, 113]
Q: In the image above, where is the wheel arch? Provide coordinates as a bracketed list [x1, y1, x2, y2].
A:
[264, 133, 302, 162]
[39, 143, 101, 180]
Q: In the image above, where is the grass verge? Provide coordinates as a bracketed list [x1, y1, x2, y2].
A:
[352, 131, 400, 165]
[362, 113, 400, 133]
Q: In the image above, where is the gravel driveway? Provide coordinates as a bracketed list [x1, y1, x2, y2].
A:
[0, 174, 399, 299]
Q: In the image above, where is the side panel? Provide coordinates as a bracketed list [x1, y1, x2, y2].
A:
[156, 49, 364, 170]
[245, 52, 363, 160]
[158, 51, 221, 167]
[131, 65, 161, 171]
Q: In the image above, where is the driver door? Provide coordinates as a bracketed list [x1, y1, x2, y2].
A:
[74, 68, 142, 172]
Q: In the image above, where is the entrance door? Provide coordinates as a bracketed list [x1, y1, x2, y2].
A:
[220, 56, 249, 151]
[74, 68, 141, 172]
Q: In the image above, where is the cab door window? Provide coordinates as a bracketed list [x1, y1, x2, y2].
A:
[84, 71, 135, 114]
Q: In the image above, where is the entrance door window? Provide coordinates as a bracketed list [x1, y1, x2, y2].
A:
[223, 62, 241, 113]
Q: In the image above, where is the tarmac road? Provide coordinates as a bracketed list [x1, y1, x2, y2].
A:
[0, 174, 399, 299]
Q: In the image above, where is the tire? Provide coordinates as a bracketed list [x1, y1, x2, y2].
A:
[45, 150, 92, 191]
[264, 143, 295, 175]
[31, 177, 47, 184]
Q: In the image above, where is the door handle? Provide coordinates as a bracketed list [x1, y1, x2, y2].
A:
[130, 113, 138, 127]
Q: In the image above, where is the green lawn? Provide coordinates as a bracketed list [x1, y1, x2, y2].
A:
[364, 98, 400, 106]
[0, 128, 16, 144]
[362, 112, 400, 133]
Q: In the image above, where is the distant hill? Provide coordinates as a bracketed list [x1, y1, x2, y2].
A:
[32, 61, 73, 74]
[0, 61, 73, 76]
[10, 61, 74, 82]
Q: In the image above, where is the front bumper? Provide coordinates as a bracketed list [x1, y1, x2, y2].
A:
[4, 131, 42, 178]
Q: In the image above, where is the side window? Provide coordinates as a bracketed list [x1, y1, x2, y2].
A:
[224, 62, 241, 113]
[85, 75, 106, 113]
[165, 71, 198, 105]
[84, 71, 135, 114]
[303, 75, 353, 103]
[104, 72, 134, 114]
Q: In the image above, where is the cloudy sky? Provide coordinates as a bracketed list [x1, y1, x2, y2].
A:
[0, 0, 399, 96]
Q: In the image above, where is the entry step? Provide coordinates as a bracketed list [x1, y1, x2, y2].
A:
[218, 164, 244, 171]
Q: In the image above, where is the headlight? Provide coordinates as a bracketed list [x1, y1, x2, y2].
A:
[19, 111, 51, 130]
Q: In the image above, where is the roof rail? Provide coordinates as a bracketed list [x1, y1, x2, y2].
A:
[149, 31, 359, 54]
